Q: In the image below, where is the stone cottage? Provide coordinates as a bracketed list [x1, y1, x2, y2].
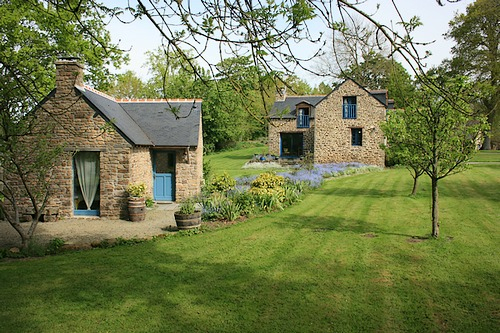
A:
[29, 58, 203, 219]
[268, 79, 393, 167]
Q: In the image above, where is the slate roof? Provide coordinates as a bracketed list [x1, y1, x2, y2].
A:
[270, 96, 324, 119]
[120, 101, 201, 147]
[77, 87, 201, 147]
[270, 80, 392, 119]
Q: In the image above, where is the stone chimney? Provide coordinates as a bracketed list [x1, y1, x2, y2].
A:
[55, 57, 84, 96]
[276, 87, 287, 101]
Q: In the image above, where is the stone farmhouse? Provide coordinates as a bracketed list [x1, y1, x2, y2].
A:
[27, 58, 203, 220]
[268, 79, 393, 167]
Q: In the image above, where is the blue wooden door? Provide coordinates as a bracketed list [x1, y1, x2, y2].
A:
[153, 151, 175, 201]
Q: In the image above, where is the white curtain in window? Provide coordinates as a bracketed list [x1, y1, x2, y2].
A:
[75, 152, 100, 210]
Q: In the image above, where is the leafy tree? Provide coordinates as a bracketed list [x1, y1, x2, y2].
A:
[144, 48, 210, 99]
[0, 0, 124, 248]
[381, 109, 425, 196]
[0, 110, 64, 248]
[280, 75, 313, 96]
[106, 70, 148, 99]
[312, 82, 333, 95]
[98, 0, 458, 122]
[341, 53, 415, 108]
[445, 0, 500, 149]
[203, 56, 273, 151]
[382, 77, 488, 238]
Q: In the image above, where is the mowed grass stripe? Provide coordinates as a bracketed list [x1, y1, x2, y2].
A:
[0, 167, 498, 332]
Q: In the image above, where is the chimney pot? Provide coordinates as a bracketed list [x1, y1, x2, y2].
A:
[54, 57, 84, 95]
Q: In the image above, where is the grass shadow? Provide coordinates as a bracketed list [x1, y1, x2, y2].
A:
[272, 215, 418, 239]
[0, 244, 340, 332]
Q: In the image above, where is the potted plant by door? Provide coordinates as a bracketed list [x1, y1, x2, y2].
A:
[126, 182, 147, 222]
[174, 198, 202, 230]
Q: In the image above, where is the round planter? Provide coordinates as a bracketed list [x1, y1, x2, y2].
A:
[128, 197, 146, 222]
[174, 211, 202, 230]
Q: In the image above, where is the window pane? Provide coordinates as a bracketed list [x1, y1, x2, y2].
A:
[155, 152, 175, 173]
[351, 128, 362, 146]
[281, 133, 303, 157]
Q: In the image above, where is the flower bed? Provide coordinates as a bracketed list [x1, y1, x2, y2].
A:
[200, 163, 382, 223]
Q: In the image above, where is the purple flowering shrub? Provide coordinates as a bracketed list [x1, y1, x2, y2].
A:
[279, 163, 376, 188]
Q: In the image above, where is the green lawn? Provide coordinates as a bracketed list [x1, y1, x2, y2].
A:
[471, 150, 500, 162]
[0, 165, 498, 332]
[205, 146, 289, 178]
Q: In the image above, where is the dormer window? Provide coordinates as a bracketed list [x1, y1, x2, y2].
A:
[343, 96, 357, 119]
[297, 107, 310, 128]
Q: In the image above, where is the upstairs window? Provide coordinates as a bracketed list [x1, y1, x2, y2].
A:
[343, 96, 357, 119]
[297, 107, 310, 128]
[351, 128, 362, 146]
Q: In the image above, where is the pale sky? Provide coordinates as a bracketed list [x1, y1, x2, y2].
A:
[106, 0, 475, 86]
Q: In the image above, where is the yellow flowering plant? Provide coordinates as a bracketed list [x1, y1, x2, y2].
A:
[126, 182, 147, 198]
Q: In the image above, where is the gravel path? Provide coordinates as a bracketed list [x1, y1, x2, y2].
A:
[0, 203, 178, 249]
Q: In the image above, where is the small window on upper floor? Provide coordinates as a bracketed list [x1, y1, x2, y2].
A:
[343, 96, 357, 119]
[297, 107, 310, 128]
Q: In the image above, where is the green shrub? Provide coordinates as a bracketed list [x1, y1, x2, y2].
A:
[126, 182, 147, 197]
[218, 199, 242, 221]
[203, 159, 213, 182]
[145, 198, 155, 208]
[282, 183, 302, 206]
[201, 192, 226, 221]
[178, 198, 197, 215]
[210, 172, 236, 193]
[250, 172, 285, 190]
[253, 192, 284, 212]
[46, 238, 65, 255]
[232, 191, 258, 217]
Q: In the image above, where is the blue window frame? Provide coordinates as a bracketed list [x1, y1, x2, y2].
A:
[297, 107, 310, 128]
[351, 128, 362, 146]
[343, 96, 357, 119]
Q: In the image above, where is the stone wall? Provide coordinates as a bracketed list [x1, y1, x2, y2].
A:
[8, 59, 204, 220]
[130, 147, 154, 199]
[313, 80, 386, 166]
[175, 111, 204, 201]
[36, 59, 134, 219]
[268, 119, 315, 156]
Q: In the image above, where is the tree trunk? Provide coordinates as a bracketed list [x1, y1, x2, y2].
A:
[481, 135, 491, 150]
[411, 175, 419, 196]
[431, 177, 439, 238]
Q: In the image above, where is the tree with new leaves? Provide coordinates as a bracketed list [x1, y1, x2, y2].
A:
[280, 75, 313, 96]
[382, 77, 489, 238]
[203, 56, 273, 151]
[340, 53, 415, 108]
[0, 0, 124, 248]
[445, 0, 500, 149]
[94, 0, 461, 120]
[144, 48, 210, 99]
[315, 17, 415, 108]
[381, 110, 425, 196]
[106, 70, 148, 99]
